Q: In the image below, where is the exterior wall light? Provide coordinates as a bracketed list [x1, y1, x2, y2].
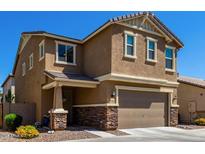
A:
[111, 91, 116, 98]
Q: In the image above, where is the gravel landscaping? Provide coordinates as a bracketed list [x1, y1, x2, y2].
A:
[177, 124, 205, 130]
[0, 127, 99, 142]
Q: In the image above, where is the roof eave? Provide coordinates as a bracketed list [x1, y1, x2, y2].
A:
[22, 32, 83, 44]
[82, 20, 112, 43]
[178, 80, 205, 89]
[150, 15, 184, 48]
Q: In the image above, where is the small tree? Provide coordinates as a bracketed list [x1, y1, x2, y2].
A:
[5, 89, 15, 104]
[5, 89, 15, 113]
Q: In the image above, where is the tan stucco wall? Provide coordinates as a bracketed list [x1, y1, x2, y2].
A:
[41, 88, 53, 116]
[111, 24, 178, 82]
[74, 80, 177, 106]
[83, 26, 112, 77]
[14, 36, 46, 121]
[15, 36, 83, 121]
[74, 81, 109, 105]
[178, 82, 205, 123]
[45, 38, 83, 74]
[73, 24, 178, 106]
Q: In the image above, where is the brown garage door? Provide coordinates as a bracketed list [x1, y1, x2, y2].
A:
[118, 90, 168, 129]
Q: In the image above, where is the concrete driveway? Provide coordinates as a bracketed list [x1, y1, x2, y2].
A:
[73, 127, 205, 142]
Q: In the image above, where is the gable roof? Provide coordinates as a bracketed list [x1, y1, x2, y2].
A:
[178, 76, 205, 89]
[83, 12, 184, 47]
[12, 12, 184, 75]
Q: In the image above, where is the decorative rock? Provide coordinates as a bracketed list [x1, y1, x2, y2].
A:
[170, 107, 179, 126]
[50, 112, 67, 130]
[73, 106, 118, 130]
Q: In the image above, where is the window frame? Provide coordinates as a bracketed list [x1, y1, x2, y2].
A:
[39, 40, 45, 61]
[29, 53, 33, 70]
[55, 41, 77, 66]
[165, 45, 176, 72]
[22, 62, 26, 76]
[146, 37, 158, 63]
[124, 31, 137, 59]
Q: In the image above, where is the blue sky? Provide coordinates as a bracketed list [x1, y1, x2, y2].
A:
[0, 11, 205, 90]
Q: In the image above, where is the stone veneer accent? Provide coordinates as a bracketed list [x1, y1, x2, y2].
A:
[170, 107, 179, 126]
[50, 112, 67, 130]
[73, 106, 118, 130]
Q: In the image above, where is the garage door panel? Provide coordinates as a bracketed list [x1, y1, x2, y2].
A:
[119, 108, 165, 117]
[118, 90, 168, 129]
[119, 90, 167, 108]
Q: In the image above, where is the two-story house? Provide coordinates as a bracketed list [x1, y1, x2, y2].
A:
[12, 12, 183, 130]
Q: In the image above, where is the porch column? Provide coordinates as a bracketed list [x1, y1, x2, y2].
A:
[49, 85, 68, 130]
[53, 86, 63, 109]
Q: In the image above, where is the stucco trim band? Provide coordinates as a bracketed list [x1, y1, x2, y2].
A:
[95, 73, 179, 87]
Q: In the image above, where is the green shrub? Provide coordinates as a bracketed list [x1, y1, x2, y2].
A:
[4, 113, 23, 131]
[194, 118, 205, 126]
[15, 125, 39, 139]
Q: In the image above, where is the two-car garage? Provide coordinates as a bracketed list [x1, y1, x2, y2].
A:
[118, 88, 169, 129]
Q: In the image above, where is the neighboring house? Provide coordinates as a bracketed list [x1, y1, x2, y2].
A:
[0, 92, 2, 103]
[12, 12, 183, 130]
[178, 76, 205, 124]
[1, 74, 15, 103]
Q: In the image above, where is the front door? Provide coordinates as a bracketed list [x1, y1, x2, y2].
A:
[62, 87, 73, 126]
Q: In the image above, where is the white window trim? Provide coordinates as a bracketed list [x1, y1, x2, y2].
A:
[55, 40, 77, 66]
[165, 45, 176, 72]
[22, 62, 26, 76]
[124, 31, 137, 59]
[39, 40, 45, 61]
[146, 37, 158, 63]
[29, 53, 33, 70]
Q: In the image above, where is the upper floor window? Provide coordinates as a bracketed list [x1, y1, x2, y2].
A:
[39, 40, 45, 61]
[165, 46, 175, 71]
[29, 53, 33, 70]
[22, 62, 26, 76]
[124, 31, 136, 59]
[56, 41, 76, 65]
[146, 37, 157, 62]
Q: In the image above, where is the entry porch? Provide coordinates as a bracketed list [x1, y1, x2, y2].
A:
[42, 70, 100, 130]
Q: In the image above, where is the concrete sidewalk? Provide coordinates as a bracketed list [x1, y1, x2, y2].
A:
[85, 129, 116, 138]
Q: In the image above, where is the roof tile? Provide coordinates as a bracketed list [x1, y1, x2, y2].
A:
[178, 76, 205, 88]
[44, 70, 98, 82]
